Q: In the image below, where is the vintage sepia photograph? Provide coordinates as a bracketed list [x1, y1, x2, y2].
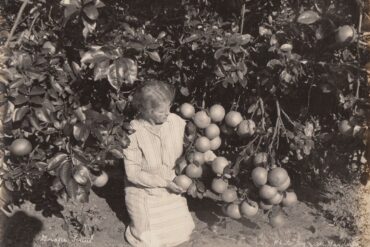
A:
[0, 0, 370, 246]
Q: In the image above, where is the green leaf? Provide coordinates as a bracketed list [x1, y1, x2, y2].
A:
[107, 64, 120, 90]
[47, 153, 68, 171]
[183, 34, 200, 43]
[109, 149, 124, 159]
[29, 86, 45, 96]
[29, 96, 44, 105]
[65, 176, 78, 199]
[58, 161, 72, 186]
[73, 123, 90, 142]
[95, 0, 105, 8]
[297, 10, 321, 25]
[13, 95, 28, 105]
[94, 60, 109, 81]
[64, 5, 79, 19]
[147, 51, 161, 62]
[34, 107, 52, 123]
[157, 31, 166, 39]
[12, 105, 29, 122]
[83, 5, 99, 20]
[214, 48, 227, 60]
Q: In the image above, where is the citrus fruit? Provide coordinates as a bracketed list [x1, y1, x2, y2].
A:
[224, 111, 243, 128]
[251, 167, 268, 187]
[268, 192, 283, 205]
[93, 171, 109, 187]
[336, 25, 356, 43]
[268, 167, 289, 187]
[210, 136, 222, 150]
[221, 189, 238, 203]
[185, 164, 203, 178]
[174, 175, 192, 191]
[192, 151, 205, 165]
[240, 200, 259, 217]
[211, 156, 229, 174]
[209, 104, 225, 122]
[193, 111, 211, 129]
[9, 138, 33, 156]
[205, 124, 220, 140]
[259, 185, 278, 200]
[282, 191, 298, 207]
[253, 152, 268, 167]
[259, 200, 273, 210]
[225, 203, 242, 219]
[180, 103, 195, 119]
[211, 178, 228, 194]
[195, 136, 211, 152]
[277, 177, 290, 191]
[237, 119, 256, 137]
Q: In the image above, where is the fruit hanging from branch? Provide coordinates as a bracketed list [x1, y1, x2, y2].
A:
[9, 138, 32, 156]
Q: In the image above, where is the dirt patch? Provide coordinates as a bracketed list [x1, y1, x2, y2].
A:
[0, 169, 358, 247]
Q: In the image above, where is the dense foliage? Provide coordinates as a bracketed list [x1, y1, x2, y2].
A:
[0, 0, 368, 234]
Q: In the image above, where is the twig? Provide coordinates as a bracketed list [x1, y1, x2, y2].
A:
[356, 8, 363, 99]
[280, 107, 296, 127]
[5, 0, 29, 47]
[258, 98, 266, 131]
[240, 4, 245, 35]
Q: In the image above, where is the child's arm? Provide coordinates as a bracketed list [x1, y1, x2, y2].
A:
[123, 133, 169, 188]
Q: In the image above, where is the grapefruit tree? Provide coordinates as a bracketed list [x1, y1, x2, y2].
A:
[0, 0, 368, 235]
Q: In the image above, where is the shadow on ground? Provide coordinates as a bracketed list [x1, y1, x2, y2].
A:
[0, 210, 43, 247]
[92, 163, 130, 226]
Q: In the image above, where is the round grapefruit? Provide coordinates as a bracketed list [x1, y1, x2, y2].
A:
[195, 136, 211, 152]
[193, 111, 211, 129]
[209, 104, 225, 122]
[10, 138, 33, 156]
[180, 103, 195, 119]
[224, 111, 243, 128]
[268, 167, 289, 187]
[205, 124, 220, 140]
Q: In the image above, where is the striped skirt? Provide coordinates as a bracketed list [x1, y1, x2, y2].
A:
[125, 187, 195, 247]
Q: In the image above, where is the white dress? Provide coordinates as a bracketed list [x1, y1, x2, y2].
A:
[123, 113, 195, 247]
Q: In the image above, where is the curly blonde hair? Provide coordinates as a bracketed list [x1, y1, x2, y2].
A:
[131, 81, 175, 113]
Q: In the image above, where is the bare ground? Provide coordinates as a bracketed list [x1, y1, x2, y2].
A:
[0, 167, 359, 247]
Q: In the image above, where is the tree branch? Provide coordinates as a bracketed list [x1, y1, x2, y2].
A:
[5, 0, 29, 47]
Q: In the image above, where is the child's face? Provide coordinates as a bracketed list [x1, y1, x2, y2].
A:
[147, 101, 171, 124]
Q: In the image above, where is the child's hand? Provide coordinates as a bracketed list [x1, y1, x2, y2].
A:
[166, 181, 184, 194]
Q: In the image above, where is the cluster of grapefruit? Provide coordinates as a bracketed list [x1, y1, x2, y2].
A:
[7, 138, 108, 203]
[173, 103, 255, 193]
[220, 163, 298, 227]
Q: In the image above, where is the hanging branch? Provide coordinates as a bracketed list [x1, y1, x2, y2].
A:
[356, 4, 363, 99]
[5, 0, 29, 47]
[240, 4, 246, 34]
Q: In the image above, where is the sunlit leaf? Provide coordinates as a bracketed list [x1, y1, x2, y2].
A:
[73, 123, 90, 142]
[147, 51, 161, 62]
[94, 60, 109, 81]
[64, 5, 78, 19]
[34, 107, 52, 123]
[83, 5, 99, 20]
[297, 10, 321, 25]
[12, 105, 29, 122]
[47, 153, 68, 171]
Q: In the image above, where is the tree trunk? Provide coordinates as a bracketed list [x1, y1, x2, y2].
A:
[360, 1, 370, 246]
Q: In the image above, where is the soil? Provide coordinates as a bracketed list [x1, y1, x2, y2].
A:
[0, 167, 359, 247]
